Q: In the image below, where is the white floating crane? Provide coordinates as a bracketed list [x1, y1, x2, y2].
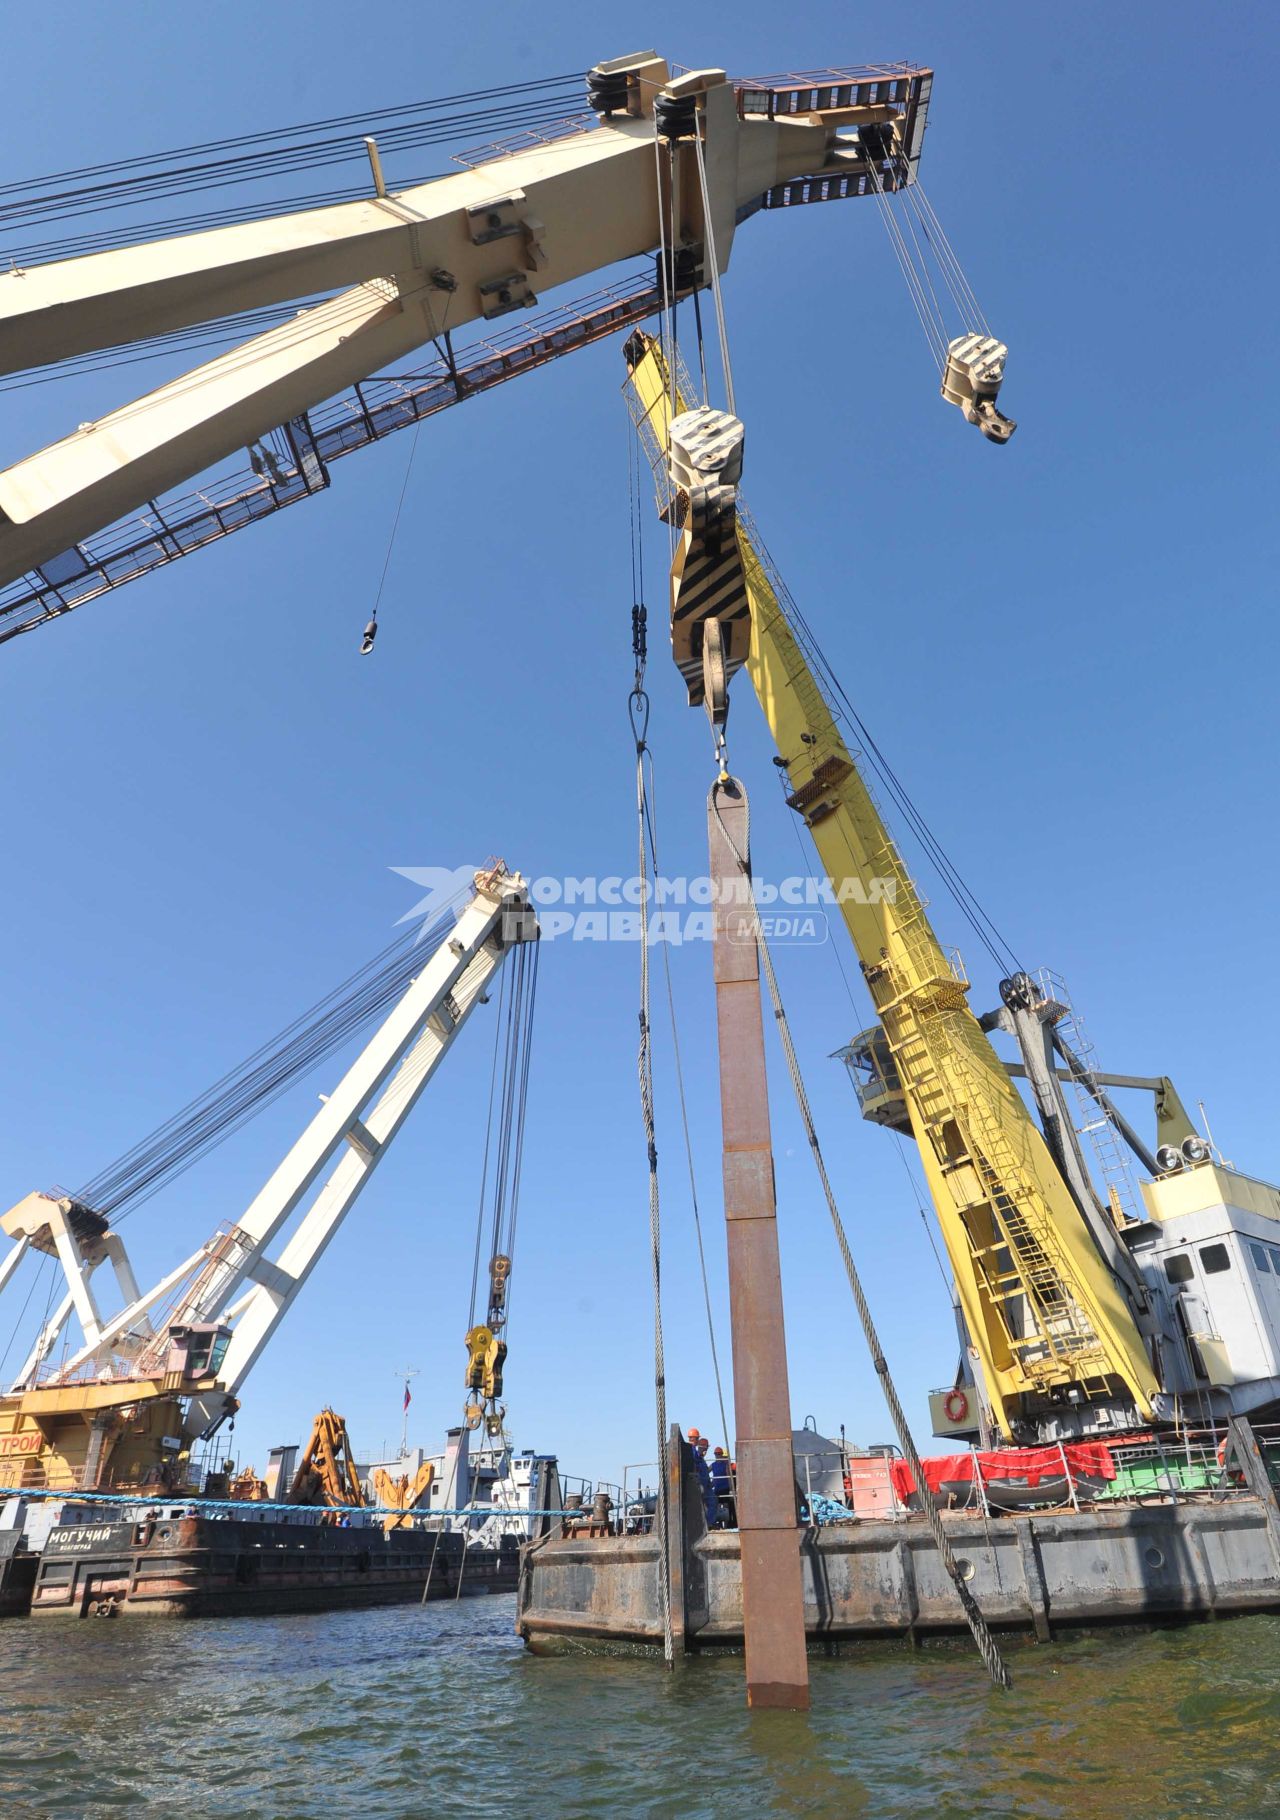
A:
[0, 56, 1011, 642]
[0, 863, 537, 1492]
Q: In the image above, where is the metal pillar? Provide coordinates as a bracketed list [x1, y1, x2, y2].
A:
[707, 777, 811, 1711]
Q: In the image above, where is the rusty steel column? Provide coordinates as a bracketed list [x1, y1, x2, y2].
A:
[707, 776, 811, 1711]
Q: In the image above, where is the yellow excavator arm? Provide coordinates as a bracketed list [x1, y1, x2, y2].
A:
[288, 1407, 366, 1507]
[625, 333, 1159, 1440]
[371, 1460, 435, 1533]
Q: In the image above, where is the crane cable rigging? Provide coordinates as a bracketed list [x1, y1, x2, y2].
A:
[865, 161, 992, 371]
[856, 141, 1015, 444]
[630, 131, 745, 1656]
[0, 73, 589, 267]
[629, 491, 731, 1456]
[463, 929, 539, 1434]
[70, 885, 477, 1223]
[627, 437, 732, 1469]
[636, 327, 1022, 980]
[644, 101, 1009, 1681]
[630, 609, 675, 1667]
[745, 518, 1023, 979]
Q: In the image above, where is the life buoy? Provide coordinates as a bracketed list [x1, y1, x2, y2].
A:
[943, 1388, 970, 1425]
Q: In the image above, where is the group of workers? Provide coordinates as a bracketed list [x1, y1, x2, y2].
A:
[688, 1428, 736, 1530]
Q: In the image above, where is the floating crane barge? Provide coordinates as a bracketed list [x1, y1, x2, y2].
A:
[0, 867, 546, 1618]
[3, 48, 1279, 1695]
[518, 1428, 1280, 1652]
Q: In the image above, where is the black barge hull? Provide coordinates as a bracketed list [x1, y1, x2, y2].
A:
[29, 1514, 519, 1619]
[0, 1530, 37, 1617]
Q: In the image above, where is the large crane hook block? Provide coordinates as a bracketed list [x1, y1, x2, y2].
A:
[941, 333, 1017, 444]
[668, 407, 744, 490]
[667, 407, 750, 708]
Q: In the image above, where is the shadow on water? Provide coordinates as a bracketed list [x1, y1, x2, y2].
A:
[4, 1599, 1280, 1818]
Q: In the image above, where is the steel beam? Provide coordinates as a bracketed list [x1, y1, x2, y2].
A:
[0, 71, 843, 589]
[707, 777, 810, 1711]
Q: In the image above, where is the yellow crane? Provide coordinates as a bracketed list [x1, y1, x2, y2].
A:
[624, 332, 1161, 1444]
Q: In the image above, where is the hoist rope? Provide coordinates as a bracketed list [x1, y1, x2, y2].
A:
[904, 178, 991, 335]
[628, 431, 730, 1463]
[0, 76, 587, 265]
[651, 125, 679, 440]
[708, 773, 1012, 1690]
[894, 185, 953, 360]
[469, 962, 510, 1329]
[863, 160, 995, 371]
[640, 751, 733, 1465]
[491, 944, 539, 1285]
[741, 512, 1022, 978]
[467, 938, 539, 1335]
[863, 161, 947, 370]
[690, 280, 710, 404]
[75, 889, 472, 1221]
[364, 415, 424, 650]
[691, 129, 736, 417]
[0, 1254, 48, 1386]
[632, 673, 675, 1666]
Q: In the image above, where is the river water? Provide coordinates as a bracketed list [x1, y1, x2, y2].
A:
[4, 1598, 1280, 1818]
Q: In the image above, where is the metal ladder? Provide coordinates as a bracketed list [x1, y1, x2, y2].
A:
[884, 903, 1110, 1383]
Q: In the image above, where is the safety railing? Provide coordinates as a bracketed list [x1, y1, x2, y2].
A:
[805, 1422, 1280, 1526]
[0, 271, 662, 643]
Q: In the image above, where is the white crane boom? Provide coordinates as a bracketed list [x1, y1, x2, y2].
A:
[0, 864, 537, 1441]
[0, 55, 930, 589]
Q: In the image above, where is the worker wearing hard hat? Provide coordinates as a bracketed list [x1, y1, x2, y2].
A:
[688, 1429, 718, 1529]
[710, 1445, 733, 1527]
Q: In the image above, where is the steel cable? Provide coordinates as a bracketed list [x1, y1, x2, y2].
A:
[738, 509, 1022, 979]
[632, 680, 675, 1665]
[76, 891, 472, 1220]
[0, 75, 586, 203]
[0, 78, 586, 263]
[641, 748, 732, 1464]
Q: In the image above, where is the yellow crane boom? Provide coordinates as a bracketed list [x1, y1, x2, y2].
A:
[625, 332, 1159, 1441]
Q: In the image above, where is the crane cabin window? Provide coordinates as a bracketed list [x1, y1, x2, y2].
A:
[1199, 1244, 1231, 1275]
[1164, 1254, 1194, 1284]
[1251, 1243, 1272, 1274]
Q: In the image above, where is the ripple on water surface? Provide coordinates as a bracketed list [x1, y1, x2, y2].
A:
[4, 1599, 1280, 1818]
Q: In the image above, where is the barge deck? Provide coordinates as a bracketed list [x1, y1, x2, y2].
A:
[517, 1431, 1280, 1652]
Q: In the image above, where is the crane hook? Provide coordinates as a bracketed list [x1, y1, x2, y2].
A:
[359, 613, 378, 655]
[702, 615, 731, 778]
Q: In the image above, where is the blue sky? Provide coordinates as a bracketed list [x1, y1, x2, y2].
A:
[1, 2, 1277, 1487]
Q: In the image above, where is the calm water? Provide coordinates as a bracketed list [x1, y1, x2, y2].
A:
[3, 1598, 1280, 1818]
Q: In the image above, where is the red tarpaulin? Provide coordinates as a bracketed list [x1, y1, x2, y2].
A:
[889, 1442, 1116, 1502]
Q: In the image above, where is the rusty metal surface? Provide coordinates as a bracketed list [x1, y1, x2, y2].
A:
[516, 1474, 1280, 1652]
[23, 1514, 512, 1620]
[707, 779, 810, 1710]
